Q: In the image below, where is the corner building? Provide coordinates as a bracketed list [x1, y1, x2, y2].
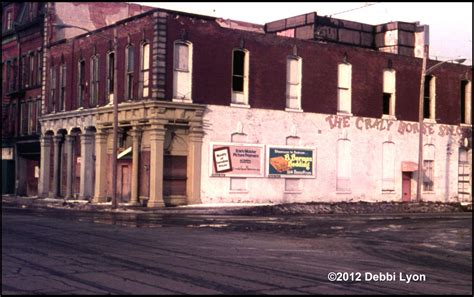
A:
[38, 6, 472, 206]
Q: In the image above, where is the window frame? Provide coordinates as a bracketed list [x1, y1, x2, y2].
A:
[231, 48, 249, 106]
[125, 44, 135, 101]
[140, 42, 150, 98]
[90, 55, 99, 107]
[172, 40, 193, 102]
[337, 62, 352, 114]
[285, 55, 303, 111]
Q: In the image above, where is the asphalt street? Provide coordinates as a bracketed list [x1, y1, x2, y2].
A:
[2, 207, 472, 295]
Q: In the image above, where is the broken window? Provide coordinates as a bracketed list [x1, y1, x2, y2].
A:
[337, 63, 352, 114]
[106, 51, 115, 103]
[231, 49, 249, 105]
[59, 63, 66, 111]
[423, 75, 435, 120]
[78, 60, 85, 108]
[383, 69, 396, 116]
[90, 55, 99, 106]
[125, 45, 134, 100]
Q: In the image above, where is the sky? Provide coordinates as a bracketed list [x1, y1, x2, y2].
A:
[134, 2, 472, 65]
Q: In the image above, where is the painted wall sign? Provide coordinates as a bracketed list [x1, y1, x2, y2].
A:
[325, 114, 468, 137]
[210, 143, 265, 177]
[267, 146, 316, 178]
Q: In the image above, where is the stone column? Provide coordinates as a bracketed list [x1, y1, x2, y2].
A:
[129, 127, 142, 205]
[148, 122, 166, 208]
[52, 135, 63, 198]
[38, 135, 52, 198]
[79, 131, 94, 200]
[64, 134, 74, 199]
[93, 129, 108, 203]
[186, 120, 204, 205]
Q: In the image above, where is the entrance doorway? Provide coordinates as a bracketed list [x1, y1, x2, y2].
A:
[402, 172, 412, 202]
[119, 164, 131, 202]
[163, 155, 187, 206]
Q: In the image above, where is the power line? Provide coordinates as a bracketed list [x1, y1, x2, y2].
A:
[329, 2, 379, 18]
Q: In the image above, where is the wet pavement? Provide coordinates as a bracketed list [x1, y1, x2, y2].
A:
[2, 206, 472, 294]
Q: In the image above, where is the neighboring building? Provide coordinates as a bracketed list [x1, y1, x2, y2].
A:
[1, 2, 153, 196]
[11, 4, 472, 206]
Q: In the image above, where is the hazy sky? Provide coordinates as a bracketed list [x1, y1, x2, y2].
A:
[134, 2, 472, 65]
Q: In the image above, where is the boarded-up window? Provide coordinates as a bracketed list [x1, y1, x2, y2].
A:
[337, 139, 351, 191]
[383, 70, 396, 116]
[338, 63, 352, 113]
[461, 80, 471, 124]
[382, 141, 395, 191]
[173, 41, 192, 101]
[286, 56, 302, 110]
[423, 144, 435, 192]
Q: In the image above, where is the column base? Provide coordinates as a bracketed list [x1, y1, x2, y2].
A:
[147, 200, 166, 208]
[92, 196, 108, 204]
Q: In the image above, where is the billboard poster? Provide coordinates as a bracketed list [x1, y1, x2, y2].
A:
[267, 146, 316, 178]
[210, 143, 265, 177]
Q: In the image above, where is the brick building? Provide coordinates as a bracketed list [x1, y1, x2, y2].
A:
[1, 2, 152, 196]
[6, 3, 471, 205]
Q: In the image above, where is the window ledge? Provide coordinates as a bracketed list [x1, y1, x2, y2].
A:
[284, 190, 302, 194]
[172, 98, 193, 103]
[285, 108, 303, 113]
[460, 123, 472, 127]
[337, 112, 353, 117]
[229, 190, 249, 194]
[423, 119, 437, 124]
[230, 103, 250, 109]
[382, 115, 397, 120]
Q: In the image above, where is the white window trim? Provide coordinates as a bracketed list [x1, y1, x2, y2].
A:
[172, 40, 193, 103]
[383, 69, 396, 117]
[337, 63, 352, 114]
[286, 55, 302, 111]
[140, 42, 150, 99]
[231, 48, 249, 106]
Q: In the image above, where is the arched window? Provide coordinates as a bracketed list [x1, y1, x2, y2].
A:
[173, 41, 193, 102]
[140, 42, 150, 98]
[125, 45, 135, 100]
[90, 55, 99, 107]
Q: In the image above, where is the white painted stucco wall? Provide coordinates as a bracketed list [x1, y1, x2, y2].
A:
[200, 105, 470, 204]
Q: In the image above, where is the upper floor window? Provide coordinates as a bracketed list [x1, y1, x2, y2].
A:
[90, 55, 99, 107]
[106, 51, 115, 104]
[423, 75, 436, 120]
[35, 100, 41, 133]
[37, 50, 43, 86]
[28, 100, 34, 135]
[461, 80, 472, 125]
[29, 52, 35, 87]
[286, 56, 302, 110]
[59, 63, 66, 111]
[20, 102, 27, 135]
[383, 69, 396, 117]
[337, 63, 352, 114]
[231, 49, 249, 106]
[173, 41, 193, 102]
[6, 11, 13, 30]
[125, 45, 135, 100]
[49, 65, 57, 112]
[6, 61, 12, 92]
[78, 60, 85, 108]
[140, 42, 150, 98]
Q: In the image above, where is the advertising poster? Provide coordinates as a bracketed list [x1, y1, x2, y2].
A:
[210, 143, 265, 177]
[267, 146, 316, 178]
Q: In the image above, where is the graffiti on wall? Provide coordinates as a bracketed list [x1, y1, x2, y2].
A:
[325, 115, 467, 137]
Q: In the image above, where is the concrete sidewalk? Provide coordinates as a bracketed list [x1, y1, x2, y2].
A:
[2, 194, 471, 215]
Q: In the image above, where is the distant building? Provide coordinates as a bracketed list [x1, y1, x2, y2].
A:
[4, 3, 471, 205]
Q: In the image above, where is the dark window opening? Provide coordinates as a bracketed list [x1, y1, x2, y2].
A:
[423, 75, 432, 119]
[107, 52, 115, 98]
[78, 60, 85, 108]
[232, 50, 245, 92]
[383, 93, 391, 115]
